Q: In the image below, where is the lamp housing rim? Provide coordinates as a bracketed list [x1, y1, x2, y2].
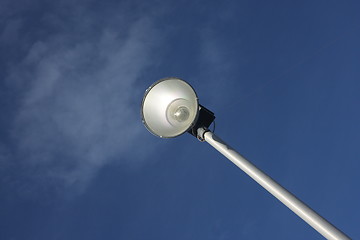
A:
[140, 77, 199, 138]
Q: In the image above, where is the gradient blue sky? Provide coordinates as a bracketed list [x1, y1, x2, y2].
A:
[1, 0, 359, 239]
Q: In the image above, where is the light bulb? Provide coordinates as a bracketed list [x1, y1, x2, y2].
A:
[166, 98, 194, 127]
[173, 106, 190, 122]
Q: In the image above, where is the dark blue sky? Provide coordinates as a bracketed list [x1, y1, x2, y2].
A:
[1, 0, 359, 239]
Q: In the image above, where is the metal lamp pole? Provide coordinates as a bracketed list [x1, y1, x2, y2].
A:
[141, 77, 351, 240]
[197, 128, 350, 240]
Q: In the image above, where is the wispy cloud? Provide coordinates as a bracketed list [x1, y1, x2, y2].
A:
[196, 27, 243, 108]
[3, 2, 161, 196]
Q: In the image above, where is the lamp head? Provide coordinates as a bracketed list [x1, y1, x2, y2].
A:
[141, 77, 199, 138]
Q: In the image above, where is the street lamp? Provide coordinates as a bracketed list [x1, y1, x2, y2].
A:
[141, 77, 350, 240]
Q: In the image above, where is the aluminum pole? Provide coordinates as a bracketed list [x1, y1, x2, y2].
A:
[198, 128, 350, 240]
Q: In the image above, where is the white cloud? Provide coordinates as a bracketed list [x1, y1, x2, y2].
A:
[196, 28, 241, 107]
[5, 5, 161, 196]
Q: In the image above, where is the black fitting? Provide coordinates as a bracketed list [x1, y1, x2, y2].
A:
[188, 104, 215, 139]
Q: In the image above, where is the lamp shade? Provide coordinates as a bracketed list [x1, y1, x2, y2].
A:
[141, 77, 199, 138]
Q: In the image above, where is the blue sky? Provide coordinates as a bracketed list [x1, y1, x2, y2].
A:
[1, 0, 359, 239]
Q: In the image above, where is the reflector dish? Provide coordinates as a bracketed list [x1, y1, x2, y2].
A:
[141, 77, 199, 138]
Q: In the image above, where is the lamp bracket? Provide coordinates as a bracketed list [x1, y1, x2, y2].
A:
[188, 104, 215, 140]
